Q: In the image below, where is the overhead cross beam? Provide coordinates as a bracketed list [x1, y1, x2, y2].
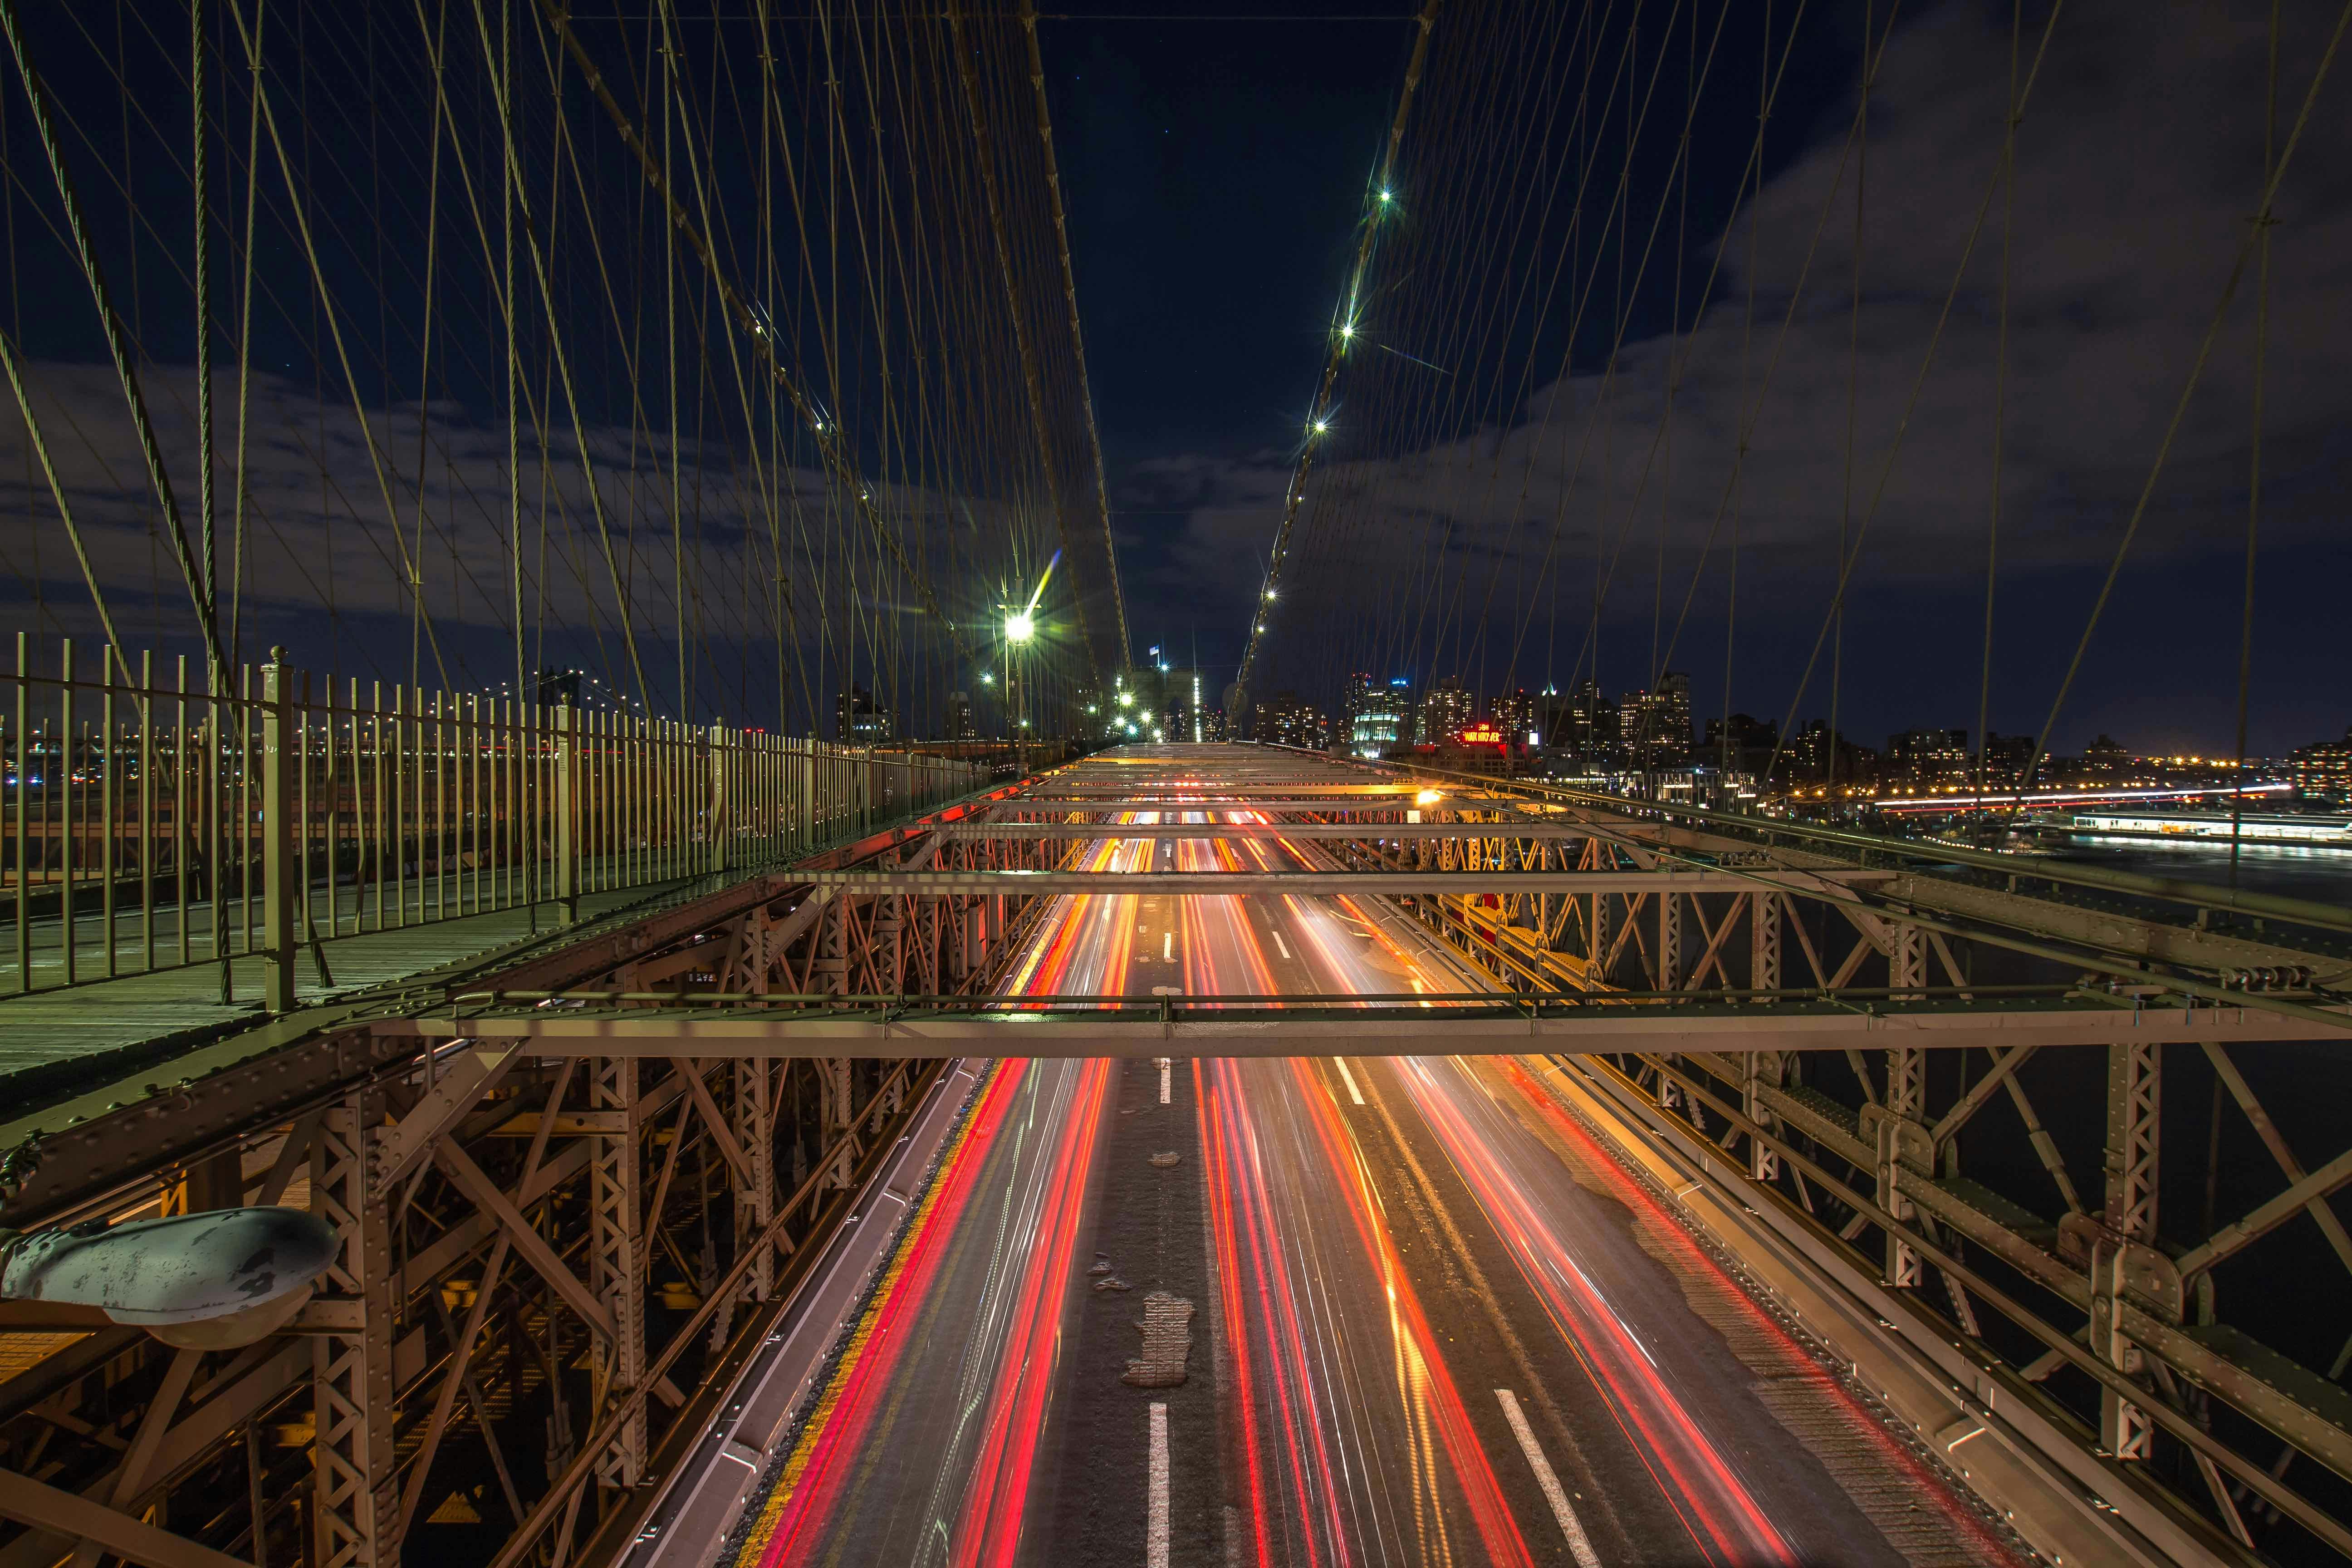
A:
[399, 1003, 2340, 1055]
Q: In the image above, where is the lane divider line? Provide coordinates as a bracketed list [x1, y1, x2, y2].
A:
[1495, 1388, 1604, 1568]
[1271, 929, 1292, 962]
[1163, 931, 1173, 962]
[1148, 1401, 1171, 1568]
[1156, 1057, 1172, 1105]
[1331, 1057, 1366, 1106]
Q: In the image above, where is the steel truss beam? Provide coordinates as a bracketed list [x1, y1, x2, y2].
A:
[1260, 746, 2352, 1563]
[398, 1004, 2341, 1054]
[0, 787, 1044, 1568]
[930, 820, 1601, 839]
[804, 868, 1896, 895]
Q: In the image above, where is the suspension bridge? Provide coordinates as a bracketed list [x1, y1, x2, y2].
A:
[0, 3, 2348, 1568]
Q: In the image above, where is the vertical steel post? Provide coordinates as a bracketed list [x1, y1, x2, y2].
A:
[138, 648, 154, 970]
[1879, 1012, 1925, 1297]
[588, 1054, 646, 1490]
[553, 701, 578, 924]
[735, 1058, 775, 1304]
[11, 633, 25, 990]
[1656, 889, 1681, 990]
[1749, 890, 1779, 995]
[59, 638, 74, 987]
[310, 1090, 397, 1568]
[99, 645, 115, 977]
[2099, 1040, 2161, 1461]
[708, 721, 730, 877]
[260, 648, 296, 1012]
[1745, 1052, 1781, 1182]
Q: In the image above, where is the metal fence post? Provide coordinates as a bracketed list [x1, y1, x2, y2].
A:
[709, 722, 731, 877]
[261, 647, 297, 1013]
[553, 701, 579, 924]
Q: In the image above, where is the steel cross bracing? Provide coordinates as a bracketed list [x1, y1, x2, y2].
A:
[0, 766, 1050, 1568]
[4, 742, 2351, 1568]
[396, 740, 2346, 1566]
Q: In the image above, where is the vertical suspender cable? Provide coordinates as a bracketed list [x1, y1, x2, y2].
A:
[1974, 1, 2021, 807]
[194, 0, 216, 647]
[1830, 0, 1867, 798]
[2022, 0, 2351, 794]
[0, 0, 230, 682]
[1232, 0, 1443, 723]
[0, 331, 127, 670]
[945, 1, 1098, 692]
[2228, 1, 2279, 888]
[230, 0, 264, 673]
[1019, 0, 1130, 675]
[505, 0, 524, 711]
[222, 0, 456, 691]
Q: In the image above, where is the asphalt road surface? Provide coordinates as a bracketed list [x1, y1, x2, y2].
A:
[727, 813, 2023, 1568]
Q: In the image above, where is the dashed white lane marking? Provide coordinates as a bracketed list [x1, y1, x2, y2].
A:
[1332, 1057, 1366, 1106]
[1156, 1057, 1172, 1105]
[1271, 928, 1292, 962]
[1148, 1401, 1171, 1568]
[1163, 931, 1173, 962]
[1495, 1388, 1603, 1568]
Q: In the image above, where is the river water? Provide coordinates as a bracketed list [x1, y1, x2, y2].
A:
[2048, 835, 2352, 906]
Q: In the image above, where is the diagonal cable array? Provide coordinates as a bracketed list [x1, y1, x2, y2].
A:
[0, 0, 1127, 739]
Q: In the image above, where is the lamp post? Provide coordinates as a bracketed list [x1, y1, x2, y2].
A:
[1004, 610, 1034, 773]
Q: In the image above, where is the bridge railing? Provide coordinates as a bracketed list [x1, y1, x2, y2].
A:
[0, 637, 991, 1003]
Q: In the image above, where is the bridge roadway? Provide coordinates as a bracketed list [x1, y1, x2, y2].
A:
[673, 751, 2024, 1568]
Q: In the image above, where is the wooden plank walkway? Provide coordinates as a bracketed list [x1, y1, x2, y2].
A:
[0, 882, 697, 1101]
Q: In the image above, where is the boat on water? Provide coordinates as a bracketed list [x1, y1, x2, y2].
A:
[2044, 810, 2352, 849]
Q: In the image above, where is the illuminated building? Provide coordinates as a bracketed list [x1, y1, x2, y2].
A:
[1419, 678, 1475, 745]
[1980, 731, 2041, 789]
[1616, 671, 1692, 768]
[943, 691, 976, 741]
[2079, 734, 2130, 783]
[1558, 679, 1613, 759]
[1885, 728, 1970, 791]
[836, 685, 894, 745]
[1702, 712, 1778, 774]
[1491, 688, 1538, 745]
[2292, 726, 2352, 804]
[1253, 689, 1328, 750]
[1342, 671, 1408, 755]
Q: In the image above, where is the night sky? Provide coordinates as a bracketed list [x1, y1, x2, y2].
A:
[0, 0, 2346, 753]
[1033, 0, 2352, 757]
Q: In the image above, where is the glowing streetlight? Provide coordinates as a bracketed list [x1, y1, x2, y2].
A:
[1004, 611, 1035, 643]
[1264, 588, 1278, 601]
[1378, 188, 1393, 204]
[1312, 419, 1329, 434]
[1339, 323, 1356, 340]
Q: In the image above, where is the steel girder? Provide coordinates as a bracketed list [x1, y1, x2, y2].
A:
[1398, 858, 2352, 1559]
[0, 790, 1043, 1568]
[0, 1050, 940, 1568]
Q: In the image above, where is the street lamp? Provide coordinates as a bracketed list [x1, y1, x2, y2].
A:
[1000, 610, 1035, 771]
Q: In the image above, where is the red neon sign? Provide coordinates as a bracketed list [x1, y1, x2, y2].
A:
[1456, 725, 1504, 746]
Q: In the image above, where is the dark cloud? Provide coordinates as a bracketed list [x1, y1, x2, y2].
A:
[0, 359, 1032, 710]
[1132, 0, 2352, 751]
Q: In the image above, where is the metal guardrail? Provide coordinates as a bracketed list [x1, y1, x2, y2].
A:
[0, 636, 994, 1004]
[1272, 745, 2352, 941]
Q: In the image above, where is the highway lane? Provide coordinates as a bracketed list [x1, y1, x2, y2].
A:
[730, 793, 2023, 1566]
[729, 832, 1150, 1568]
